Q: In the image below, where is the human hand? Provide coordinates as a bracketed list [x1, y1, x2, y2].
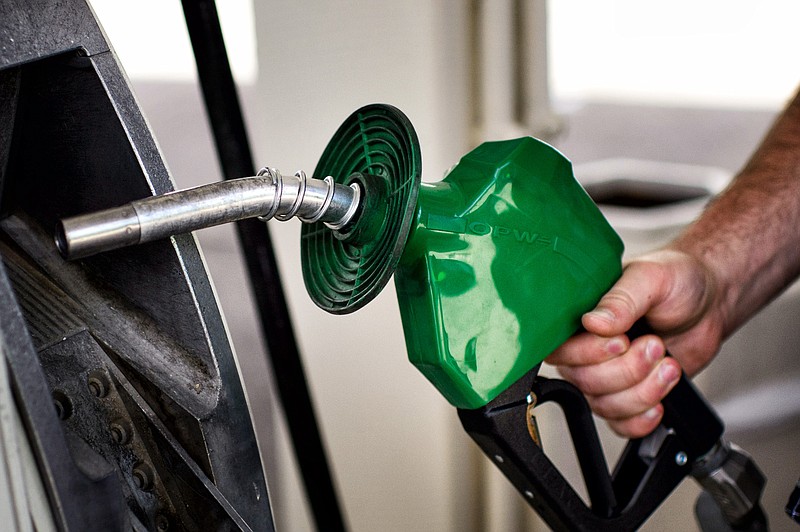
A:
[548, 248, 725, 438]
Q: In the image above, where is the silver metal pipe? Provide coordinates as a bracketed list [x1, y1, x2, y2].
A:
[56, 169, 360, 260]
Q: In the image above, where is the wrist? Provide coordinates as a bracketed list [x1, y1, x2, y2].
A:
[666, 235, 736, 339]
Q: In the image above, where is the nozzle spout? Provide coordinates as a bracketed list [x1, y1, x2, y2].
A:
[56, 170, 359, 260]
[56, 204, 142, 260]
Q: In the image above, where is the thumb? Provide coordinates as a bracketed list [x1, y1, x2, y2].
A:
[583, 261, 667, 337]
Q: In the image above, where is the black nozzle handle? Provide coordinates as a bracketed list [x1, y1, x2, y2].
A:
[626, 319, 724, 457]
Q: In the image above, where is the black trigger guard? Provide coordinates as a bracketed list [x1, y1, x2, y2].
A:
[532, 377, 616, 516]
[458, 362, 724, 531]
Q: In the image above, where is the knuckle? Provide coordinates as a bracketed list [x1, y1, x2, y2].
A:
[634, 377, 664, 407]
[586, 395, 615, 419]
[602, 288, 639, 318]
[621, 352, 651, 387]
[561, 367, 595, 394]
[610, 340, 654, 390]
[549, 333, 601, 366]
[572, 365, 617, 396]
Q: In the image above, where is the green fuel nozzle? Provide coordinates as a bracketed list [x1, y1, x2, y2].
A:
[393, 138, 623, 408]
[303, 105, 623, 408]
[56, 104, 623, 410]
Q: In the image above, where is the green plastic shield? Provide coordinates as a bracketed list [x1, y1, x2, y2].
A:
[394, 137, 624, 409]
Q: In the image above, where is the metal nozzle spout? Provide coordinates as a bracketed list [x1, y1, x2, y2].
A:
[56, 204, 142, 260]
[56, 170, 360, 260]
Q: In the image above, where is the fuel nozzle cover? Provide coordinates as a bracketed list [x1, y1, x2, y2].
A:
[395, 137, 624, 409]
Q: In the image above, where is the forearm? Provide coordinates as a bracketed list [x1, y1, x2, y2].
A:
[671, 89, 800, 338]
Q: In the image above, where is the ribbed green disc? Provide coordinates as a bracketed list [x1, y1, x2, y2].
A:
[301, 104, 421, 314]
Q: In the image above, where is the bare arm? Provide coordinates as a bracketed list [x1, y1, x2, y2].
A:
[549, 89, 800, 437]
[674, 89, 800, 341]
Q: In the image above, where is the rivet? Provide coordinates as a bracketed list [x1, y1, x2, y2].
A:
[675, 451, 688, 466]
[132, 462, 155, 491]
[87, 370, 111, 398]
[110, 419, 132, 445]
[52, 390, 73, 420]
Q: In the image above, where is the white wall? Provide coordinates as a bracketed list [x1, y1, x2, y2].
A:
[549, 0, 800, 107]
[90, 0, 800, 109]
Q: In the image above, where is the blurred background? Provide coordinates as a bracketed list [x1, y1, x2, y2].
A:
[87, 1, 800, 530]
